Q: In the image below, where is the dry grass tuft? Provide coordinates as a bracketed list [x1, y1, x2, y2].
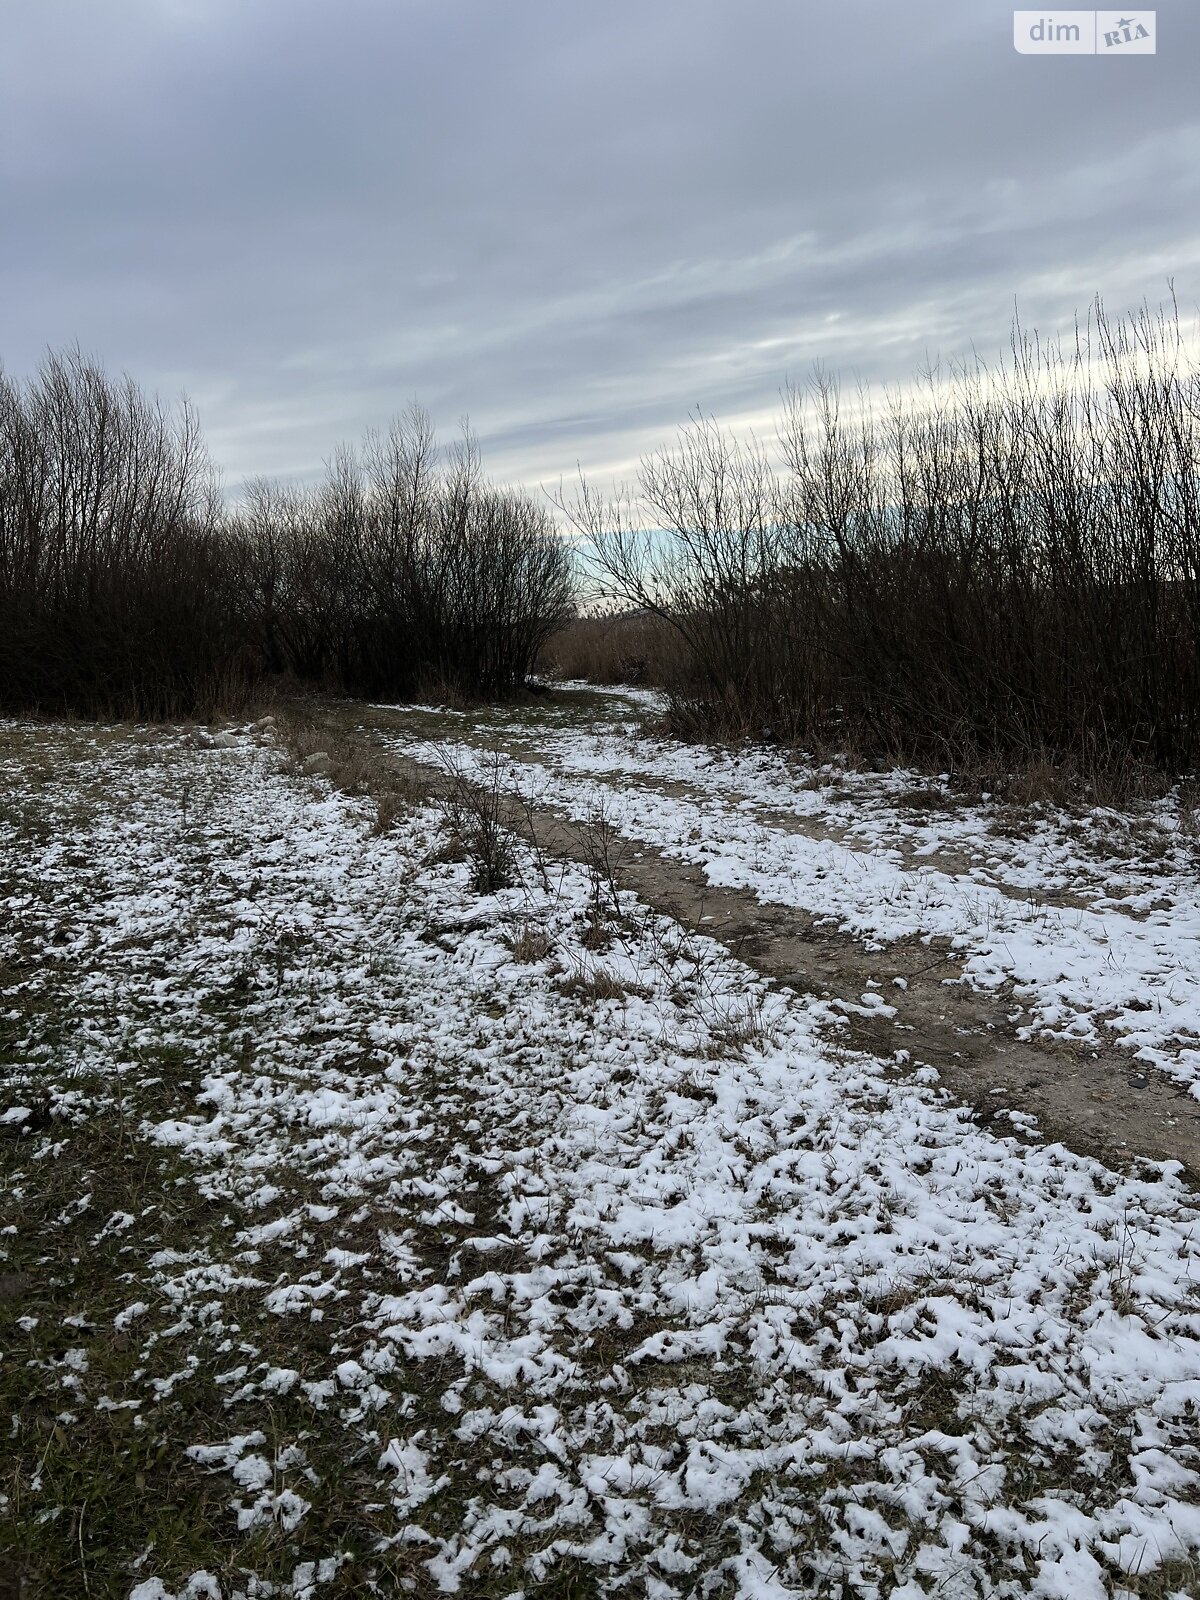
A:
[560, 965, 646, 1004]
[507, 923, 553, 963]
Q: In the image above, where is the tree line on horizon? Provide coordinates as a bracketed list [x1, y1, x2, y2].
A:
[0, 357, 573, 719]
[2, 300, 1199, 783]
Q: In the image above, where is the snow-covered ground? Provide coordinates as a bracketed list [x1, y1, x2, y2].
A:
[3, 720, 1200, 1599]
[378, 694, 1200, 1098]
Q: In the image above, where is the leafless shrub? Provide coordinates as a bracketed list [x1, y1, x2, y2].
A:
[566, 299, 1200, 782]
[578, 799, 627, 925]
[0, 349, 242, 718]
[232, 407, 575, 702]
[435, 751, 517, 894]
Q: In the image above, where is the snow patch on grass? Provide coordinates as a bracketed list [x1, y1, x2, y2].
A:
[2, 721, 1199, 1597]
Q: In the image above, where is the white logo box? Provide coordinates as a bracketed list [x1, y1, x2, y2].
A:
[1013, 10, 1156, 54]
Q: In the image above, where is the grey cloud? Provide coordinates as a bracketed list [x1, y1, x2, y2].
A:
[3, 0, 1198, 494]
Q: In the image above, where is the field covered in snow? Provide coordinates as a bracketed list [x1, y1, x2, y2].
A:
[3, 708, 1200, 1599]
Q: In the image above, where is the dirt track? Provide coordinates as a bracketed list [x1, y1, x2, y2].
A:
[324, 696, 1200, 1186]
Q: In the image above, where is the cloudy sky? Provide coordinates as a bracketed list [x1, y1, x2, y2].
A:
[3, 1, 1198, 495]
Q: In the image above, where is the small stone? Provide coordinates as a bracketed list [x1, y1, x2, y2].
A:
[211, 731, 238, 749]
[303, 752, 331, 773]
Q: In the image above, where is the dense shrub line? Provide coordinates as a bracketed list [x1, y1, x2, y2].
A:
[0, 351, 235, 718]
[0, 355, 573, 718]
[233, 407, 573, 699]
[8, 305, 1199, 783]
[564, 303, 1200, 778]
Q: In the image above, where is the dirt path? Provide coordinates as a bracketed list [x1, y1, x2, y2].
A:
[540, 811, 1200, 1177]
[363, 699, 1181, 926]
[558, 820, 1200, 1175]
[341, 725, 1200, 1186]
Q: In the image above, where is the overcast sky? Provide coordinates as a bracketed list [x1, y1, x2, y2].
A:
[3, 1, 1198, 495]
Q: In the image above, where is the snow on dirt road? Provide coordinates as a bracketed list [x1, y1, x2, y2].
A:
[377, 684, 1200, 1100]
[2, 716, 1200, 1599]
